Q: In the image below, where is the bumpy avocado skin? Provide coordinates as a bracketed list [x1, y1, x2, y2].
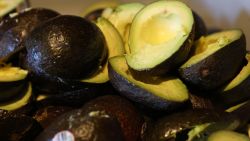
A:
[0, 8, 60, 60]
[82, 95, 144, 141]
[179, 35, 246, 91]
[25, 15, 108, 80]
[108, 64, 184, 111]
[35, 109, 124, 141]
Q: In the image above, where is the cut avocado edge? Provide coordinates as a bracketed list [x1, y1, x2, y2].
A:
[181, 29, 243, 68]
[82, 17, 125, 83]
[0, 82, 32, 111]
[223, 54, 250, 91]
[0, 0, 24, 17]
[208, 130, 250, 141]
[109, 56, 189, 102]
[226, 101, 248, 113]
[126, 0, 194, 71]
[0, 66, 28, 82]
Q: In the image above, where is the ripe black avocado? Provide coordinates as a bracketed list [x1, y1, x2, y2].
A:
[0, 8, 60, 62]
[179, 29, 246, 90]
[193, 11, 207, 40]
[35, 109, 125, 141]
[25, 15, 108, 80]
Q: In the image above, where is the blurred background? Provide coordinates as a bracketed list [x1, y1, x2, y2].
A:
[30, 0, 250, 49]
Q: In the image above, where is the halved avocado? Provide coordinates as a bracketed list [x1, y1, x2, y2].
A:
[0, 66, 28, 101]
[179, 29, 246, 90]
[0, 82, 32, 111]
[0, 0, 24, 17]
[125, 0, 194, 75]
[207, 130, 250, 141]
[82, 1, 119, 21]
[102, 2, 144, 53]
[82, 17, 125, 83]
[108, 56, 189, 110]
[217, 54, 250, 107]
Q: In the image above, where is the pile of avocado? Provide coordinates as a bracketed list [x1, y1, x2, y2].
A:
[0, 0, 250, 141]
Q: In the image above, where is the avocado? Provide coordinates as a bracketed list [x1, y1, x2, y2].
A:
[179, 29, 246, 90]
[189, 93, 214, 110]
[125, 0, 195, 75]
[83, 1, 119, 21]
[0, 66, 28, 101]
[143, 110, 223, 141]
[230, 100, 250, 125]
[33, 105, 73, 128]
[102, 2, 144, 53]
[217, 54, 250, 107]
[82, 95, 144, 141]
[0, 82, 33, 111]
[36, 109, 125, 141]
[25, 15, 107, 80]
[0, 115, 43, 141]
[0, 8, 60, 63]
[82, 17, 125, 83]
[108, 56, 189, 110]
[0, 0, 24, 17]
[193, 11, 207, 40]
[207, 130, 250, 141]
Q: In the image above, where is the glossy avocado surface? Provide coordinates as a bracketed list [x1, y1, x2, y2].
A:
[82, 95, 144, 141]
[25, 15, 108, 80]
[179, 29, 246, 90]
[0, 8, 60, 62]
[36, 109, 124, 141]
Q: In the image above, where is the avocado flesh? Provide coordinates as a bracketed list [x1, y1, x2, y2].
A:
[181, 29, 242, 68]
[208, 130, 250, 141]
[109, 56, 188, 102]
[0, 66, 28, 82]
[125, 0, 193, 71]
[82, 17, 125, 83]
[0, 0, 23, 17]
[226, 101, 248, 112]
[0, 82, 32, 111]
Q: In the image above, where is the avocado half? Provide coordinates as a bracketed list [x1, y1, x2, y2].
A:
[207, 130, 250, 141]
[82, 17, 125, 83]
[0, 66, 28, 102]
[0, 0, 24, 17]
[179, 29, 246, 90]
[108, 56, 189, 110]
[217, 54, 250, 107]
[125, 0, 194, 75]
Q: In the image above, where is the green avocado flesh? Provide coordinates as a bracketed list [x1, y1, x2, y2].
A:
[109, 56, 189, 102]
[0, 66, 28, 82]
[223, 54, 250, 91]
[208, 130, 250, 141]
[0, 83, 32, 111]
[181, 29, 242, 68]
[125, 0, 193, 71]
[0, 0, 24, 17]
[82, 17, 125, 83]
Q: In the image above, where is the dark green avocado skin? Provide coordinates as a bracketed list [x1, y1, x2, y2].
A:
[0, 80, 26, 102]
[179, 35, 246, 91]
[129, 26, 195, 76]
[108, 64, 183, 111]
[193, 11, 207, 40]
[25, 15, 108, 80]
[0, 8, 60, 61]
[142, 110, 223, 141]
[0, 115, 43, 141]
[218, 76, 250, 108]
[35, 109, 125, 141]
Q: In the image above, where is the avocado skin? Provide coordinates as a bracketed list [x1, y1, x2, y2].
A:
[193, 12, 207, 40]
[129, 26, 195, 76]
[85, 9, 104, 21]
[82, 95, 144, 141]
[36, 109, 125, 141]
[0, 8, 60, 60]
[25, 15, 108, 80]
[0, 80, 26, 102]
[0, 115, 43, 141]
[108, 64, 183, 111]
[179, 35, 246, 91]
[217, 77, 250, 108]
[142, 110, 223, 141]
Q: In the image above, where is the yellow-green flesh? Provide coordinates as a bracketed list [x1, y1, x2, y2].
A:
[0, 0, 24, 17]
[226, 101, 248, 112]
[181, 29, 242, 68]
[0, 83, 32, 111]
[208, 130, 250, 141]
[82, 17, 125, 83]
[109, 56, 189, 102]
[0, 66, 28, 82]
[126, 0, 193, 70]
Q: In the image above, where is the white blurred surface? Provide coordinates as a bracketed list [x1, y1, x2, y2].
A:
[30, 0, 250, 49]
